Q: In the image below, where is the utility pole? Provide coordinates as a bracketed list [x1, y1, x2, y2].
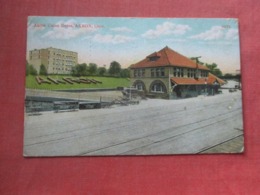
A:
[191, 56, 201, 79]
[191, 56, 202, 96]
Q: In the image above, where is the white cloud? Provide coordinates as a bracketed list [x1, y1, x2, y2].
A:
[190, 26, 224, 40]
[91, 34, 136, 44]
[41, 19, 98, 39]
[225, 29, 239, 40]
[190, 26, 238, 41]
[110, 27, 133, 33]
[142, 22, 191, 39]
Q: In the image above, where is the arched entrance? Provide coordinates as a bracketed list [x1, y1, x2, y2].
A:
[149, 80, 167, 93]
[133, 80, 146, 92]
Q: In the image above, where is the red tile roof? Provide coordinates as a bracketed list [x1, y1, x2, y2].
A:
[171, 74, 226, 85]
[171, 77, 207, 85]
[130, 46, 209, 70]
[207, 73, 226, 85]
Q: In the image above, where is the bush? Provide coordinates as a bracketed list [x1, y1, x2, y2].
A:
[29, 65, 38, 75]
[39, 64, 48, 75]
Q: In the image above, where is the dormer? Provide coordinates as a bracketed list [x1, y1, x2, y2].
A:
[146, 52, 161, 61]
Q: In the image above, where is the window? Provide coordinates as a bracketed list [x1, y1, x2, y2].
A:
[187, 68, 196, 78]
[136, 83, 143, 91]
[133, 80, 145, 91]
[149, 56, 160, 61]
[174, 67, 184, 77]
[201, 71, 208, 78]
[151, 83, 164, 93]
[138, 70, 141, 77]
[141, 69, 145, 77]
[134, 69, 145, 77]
[151, 68, 165, 77]
[150, 80, 166, 93]
[160, 68, 165, 76]
[151, 69, 155, 77]
[156, 68, 160, 77]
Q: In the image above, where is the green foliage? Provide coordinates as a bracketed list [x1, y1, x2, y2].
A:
[190, 58, 223, 77]
[108, 61, 121, 76]
[29, 65, 38, 75]
[71, 63, 88, 76]
[26, 61, 30, 76]
[26, 61, 38, 76]
[39, 64, 48, 75]
[120, 68, 130, 78]
[205, 63, 223, 77]
[89, 63, 97, 75]
[224, 73, 233, 77]
[70, 61, 129, 78]
[98, 66, 106, 76]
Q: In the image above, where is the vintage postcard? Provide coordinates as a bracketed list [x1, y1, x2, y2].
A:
[24, 17, 243, 156]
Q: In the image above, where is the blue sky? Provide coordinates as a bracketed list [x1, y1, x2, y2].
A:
[27, 17, 241, 74]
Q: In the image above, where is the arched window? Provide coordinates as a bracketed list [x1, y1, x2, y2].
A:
[150, 80, 167, 93]
[133, 80, 146, 91]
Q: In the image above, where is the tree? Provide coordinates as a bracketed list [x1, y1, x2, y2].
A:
[120, 68, 130, 78]
[39, 64, 48, 75]
[71, 63, 88, 76]
[29, 65, 38, 75]
[108, 61, 121, 76]
[88, 63, 97, 75]
[205, 62, 223, 77]
[224, 73, 233, 77]
[98, 66, 106, 76]
[26, 61, 29, 76]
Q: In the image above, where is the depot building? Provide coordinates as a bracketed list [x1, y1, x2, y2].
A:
[129, 46, 225, 99]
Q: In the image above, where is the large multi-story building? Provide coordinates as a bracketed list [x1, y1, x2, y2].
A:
[130, 46, 225, 99]
[28, 47, 78, 74]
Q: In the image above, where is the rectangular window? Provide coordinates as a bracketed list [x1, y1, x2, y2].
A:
[151, 69, 155, 77]
[137, 69, 141, 77]
[188, 69, 195, 78]
[156, 68, 160, 77]
[134, 70, 137, 77]
[141, 69, 145, 77]
[134, 69, 145, 77]
[174, 67, 184, 77]
[161, 68, 165, 77]
[180, 69, 184, 77]
[201, 71, 208, 78]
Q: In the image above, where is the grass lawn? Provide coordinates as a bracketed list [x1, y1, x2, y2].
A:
[26, 75, 131, 90]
